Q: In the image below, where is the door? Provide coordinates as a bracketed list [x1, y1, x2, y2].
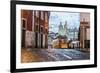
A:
[41, 34, 43, 48]
[21, 18, 27, 48]
[21, 30, 26, 48]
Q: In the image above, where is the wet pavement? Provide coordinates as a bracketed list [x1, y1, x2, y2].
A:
[21, 48, 90, 63]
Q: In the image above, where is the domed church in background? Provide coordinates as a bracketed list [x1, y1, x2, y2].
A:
[52, 21, 69, 48]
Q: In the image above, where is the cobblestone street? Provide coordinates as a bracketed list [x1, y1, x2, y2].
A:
[21, 48, 90, 63]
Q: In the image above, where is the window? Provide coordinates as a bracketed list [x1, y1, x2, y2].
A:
[41, 11, 44, 20]
[35, 25, 39, 31]
[86, 28, 90, 40]
[35, 17, 39, 24]
[40, 27, 43, 32]
[36, 11, 39, 17]
[45, 12, 48, 22]
[21, 18, 27, 30]
[35, 32, 38, 48]
[85, 40, 90, 48]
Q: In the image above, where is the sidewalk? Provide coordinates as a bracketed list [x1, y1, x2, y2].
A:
[21, 48, 44, 63]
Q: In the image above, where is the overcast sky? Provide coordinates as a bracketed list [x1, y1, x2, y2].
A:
[49, 11, 80, 33]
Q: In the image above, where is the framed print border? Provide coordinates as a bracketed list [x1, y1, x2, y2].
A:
[10, 0, 97, 72]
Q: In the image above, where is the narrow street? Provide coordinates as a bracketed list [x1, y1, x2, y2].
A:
[21, 48, 90, 63]
[21, 10, 90, 63]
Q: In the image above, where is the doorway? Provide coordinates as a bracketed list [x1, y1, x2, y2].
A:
[21, 18, 27, 48]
